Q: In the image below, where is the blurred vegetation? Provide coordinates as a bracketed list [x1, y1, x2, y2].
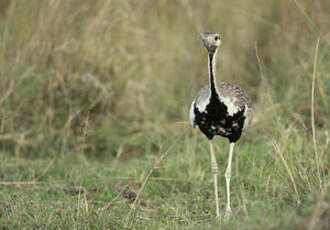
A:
[0, 0, 329, 229]
[0, 0, 329, 157]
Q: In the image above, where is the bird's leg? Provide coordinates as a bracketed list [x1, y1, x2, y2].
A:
[225, 142, 235, 218]
[209, 140, 220, 218]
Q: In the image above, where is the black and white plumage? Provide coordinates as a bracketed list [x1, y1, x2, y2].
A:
[190, 81, 252, 142]
[189, 32, 252, 219]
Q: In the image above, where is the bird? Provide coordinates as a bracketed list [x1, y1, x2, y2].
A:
[189, 32, 252, 218]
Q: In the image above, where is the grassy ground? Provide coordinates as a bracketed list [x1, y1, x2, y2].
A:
[0, 1, 329, 229]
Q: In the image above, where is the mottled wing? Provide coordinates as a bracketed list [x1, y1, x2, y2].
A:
[217, 82, 253, 129]
[216, 82, 252, 108]
[192, 85, 211, 112]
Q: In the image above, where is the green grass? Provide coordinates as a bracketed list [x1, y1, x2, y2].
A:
[0, 0, 329, 229]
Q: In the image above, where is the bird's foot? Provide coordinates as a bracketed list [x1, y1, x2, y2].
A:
[225, 206, 232, 219]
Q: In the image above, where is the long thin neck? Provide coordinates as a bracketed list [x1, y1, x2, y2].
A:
[208, 50, 220, 98]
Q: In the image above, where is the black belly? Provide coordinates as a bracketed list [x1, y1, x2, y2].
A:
[194, 99, 246, 143]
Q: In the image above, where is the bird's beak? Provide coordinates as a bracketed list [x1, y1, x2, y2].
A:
[200, 33, 206, 40]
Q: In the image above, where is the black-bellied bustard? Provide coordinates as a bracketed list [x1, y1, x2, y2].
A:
[189, 32, 252, 218]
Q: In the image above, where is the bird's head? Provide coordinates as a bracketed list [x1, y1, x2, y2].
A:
[200, 32, 221, 53]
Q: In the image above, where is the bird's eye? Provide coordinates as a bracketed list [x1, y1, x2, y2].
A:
[214, 36, 220, 41]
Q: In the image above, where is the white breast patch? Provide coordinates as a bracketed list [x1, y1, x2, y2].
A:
[220, 96, 240, 116]
[196, 97, 210, 113]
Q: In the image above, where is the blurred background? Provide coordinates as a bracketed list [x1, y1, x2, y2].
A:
[0, 0, 328, 159]
[0, 1, 329, 228]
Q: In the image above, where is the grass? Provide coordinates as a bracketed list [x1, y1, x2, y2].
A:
[0, 0, 329, 229]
